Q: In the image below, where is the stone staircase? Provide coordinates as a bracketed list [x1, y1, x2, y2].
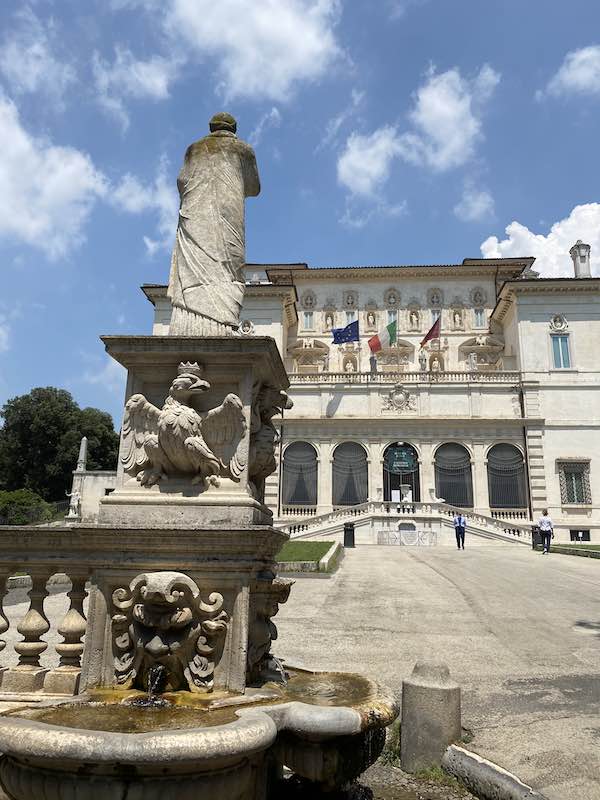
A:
[277, 501, 533, 546]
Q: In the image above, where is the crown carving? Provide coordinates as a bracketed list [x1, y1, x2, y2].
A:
[177, 361, 204, 377]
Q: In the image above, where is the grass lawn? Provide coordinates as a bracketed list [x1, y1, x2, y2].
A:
[554, 543, 600, 549]
[276, 540, 334, 563]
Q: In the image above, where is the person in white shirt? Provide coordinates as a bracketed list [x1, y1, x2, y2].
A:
[453, 512, 466, 550]
[538, 509, 554, 554]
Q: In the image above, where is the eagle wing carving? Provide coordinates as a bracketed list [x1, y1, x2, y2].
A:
[202, 394, 247, 480]
[121, 394, 161, 475]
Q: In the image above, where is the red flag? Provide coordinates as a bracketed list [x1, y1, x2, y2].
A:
[420, 315, 441, 348]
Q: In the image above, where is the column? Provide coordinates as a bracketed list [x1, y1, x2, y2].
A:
[317, 440, 334, 515]
[420, 441, 435, 502]
[472, 441, 490, 514]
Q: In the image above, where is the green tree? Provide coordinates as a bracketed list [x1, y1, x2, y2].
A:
[0, 489, 52, 525]
[0, 387, 119, 501]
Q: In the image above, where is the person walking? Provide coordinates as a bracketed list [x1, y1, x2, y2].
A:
[538, 509, 554, 554]
[453, 511, 466, 550]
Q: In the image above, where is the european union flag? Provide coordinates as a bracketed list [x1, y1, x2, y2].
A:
[332, 319, 360, 344]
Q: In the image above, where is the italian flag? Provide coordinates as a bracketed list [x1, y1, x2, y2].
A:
[368, 320, 397, 353]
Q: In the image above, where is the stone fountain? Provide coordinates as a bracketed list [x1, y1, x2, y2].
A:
[0, 113, 397, 800]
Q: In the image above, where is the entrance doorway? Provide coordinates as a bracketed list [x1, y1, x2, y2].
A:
[383, 442, 420, 502]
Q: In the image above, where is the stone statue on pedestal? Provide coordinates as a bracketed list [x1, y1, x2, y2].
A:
[168, 113, 260, 336]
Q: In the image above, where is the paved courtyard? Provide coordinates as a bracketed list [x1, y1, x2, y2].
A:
[276, 544, 600, 800]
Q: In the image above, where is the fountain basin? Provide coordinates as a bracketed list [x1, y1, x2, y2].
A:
[0, 670, 398, 799]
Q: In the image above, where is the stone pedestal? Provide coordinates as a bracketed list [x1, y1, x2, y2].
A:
[400, 661, 461, 773]
[98, 336, 288, 527]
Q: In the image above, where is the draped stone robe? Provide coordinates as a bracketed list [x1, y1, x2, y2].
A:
[168, 130, 260, 335]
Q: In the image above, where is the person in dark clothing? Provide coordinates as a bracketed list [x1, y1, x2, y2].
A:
[453, 512, 466, 550]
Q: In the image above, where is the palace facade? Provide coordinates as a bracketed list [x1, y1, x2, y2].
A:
[128, 242, 600, 545]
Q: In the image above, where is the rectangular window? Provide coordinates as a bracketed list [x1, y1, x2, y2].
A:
[303, 311, 313, 329]
[387, 309, 397, 325]
[346, 310, 357, 324]
[474, 308, 485, 328]
[431, 309, 441, 324]
[551, 334, 571, 368]
[558, 461, 591, 504]
[570, 529, 590, 542]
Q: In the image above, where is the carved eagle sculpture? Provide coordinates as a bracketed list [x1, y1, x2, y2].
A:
[121, 362, 246, 488]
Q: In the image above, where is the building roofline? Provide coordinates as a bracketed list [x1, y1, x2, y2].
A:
[491, 276, 600, 322]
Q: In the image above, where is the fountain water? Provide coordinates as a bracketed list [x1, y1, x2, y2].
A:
[0, 113, 398, 800]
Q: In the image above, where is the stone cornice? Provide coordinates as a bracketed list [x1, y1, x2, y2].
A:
[491, 277, 600, 322]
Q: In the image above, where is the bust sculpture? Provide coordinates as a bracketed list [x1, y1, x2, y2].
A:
[168, 113, 260, 336]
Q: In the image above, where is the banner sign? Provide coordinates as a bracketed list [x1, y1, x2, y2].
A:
[384, 445, 417, 474]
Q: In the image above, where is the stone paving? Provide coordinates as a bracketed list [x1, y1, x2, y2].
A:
[276, 545, 600, 800]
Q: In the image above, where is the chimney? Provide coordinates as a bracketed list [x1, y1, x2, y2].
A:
[570, 240, 591, 278]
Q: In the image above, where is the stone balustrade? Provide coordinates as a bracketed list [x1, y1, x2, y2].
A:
[0, 564, 88, 696]
[280, 500, 533, 542]
[289, 370, 521, 385]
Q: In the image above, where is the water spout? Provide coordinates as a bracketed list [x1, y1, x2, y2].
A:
[129, 664, 170, 708]
[269, 656, 289, 686]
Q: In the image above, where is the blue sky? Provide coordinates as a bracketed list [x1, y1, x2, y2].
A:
[1, 0, 599, 425]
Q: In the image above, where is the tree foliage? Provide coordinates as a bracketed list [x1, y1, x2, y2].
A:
[0, 387, 119, 501]
[0, 489, 52, 525]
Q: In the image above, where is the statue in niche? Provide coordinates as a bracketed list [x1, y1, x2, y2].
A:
[468, 352, 478, 371]
[367, 311, 376, 328]
[121, 361, 246, 488]
[325, 312, 334, 330]
[410, 310, 419, 330]
[418, 351, 427, 371]
[344, 359, 356, 373]
[453, 310, 462, 328]
[249, 386, 293, 503]
[111, 571, 229, 693]
[168, 113, 260, 336]
[431, 357, 441, 372]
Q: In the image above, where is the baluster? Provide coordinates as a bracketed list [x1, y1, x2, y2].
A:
[0, 573, 9, 659]
[45, 573, 88, 695]
[1, 569, 51, 693]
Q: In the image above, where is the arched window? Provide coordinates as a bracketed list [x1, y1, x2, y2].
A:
[435, 443, 473, 507]
[282, 443, 317, 506]
[383, 442, 420, 502]
[487, 444, 527, 509]
[332, 443, 368, 506]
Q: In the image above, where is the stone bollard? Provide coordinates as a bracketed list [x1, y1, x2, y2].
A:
[400, 661, 461, 773]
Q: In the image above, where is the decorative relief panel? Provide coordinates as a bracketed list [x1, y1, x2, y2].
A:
[384, 288, 400, 307]
[427, 288, 443, 307]
[470, 287, 487, 306]
[111, 571, 229, 693]
[300, 290, 316, 310]
[381, 384, 417, 413]
[549, 314, 568, 332]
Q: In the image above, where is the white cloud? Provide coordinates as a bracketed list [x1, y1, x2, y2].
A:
[543, 45, 600, 98]
[337, 126, 403, 197]
[112, 0, 341, 102]
[0, 5, 76, 107]
[480, 203, 600, 278]
[249, 107, 282, 146]
[0, 93, 107, 259]
[84, 356, 126, 398]
[336, 65, 499, 221]
[0, 315, 9, 353]
[319, 88, 364, 151]
[454, 181, 494, 222]
[93, 46, 180, 130]
[340, 199, 406, 229]
[388, 0, 428, 20]
[398, 64, 500, 172]
[112, 156, 178, 254]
